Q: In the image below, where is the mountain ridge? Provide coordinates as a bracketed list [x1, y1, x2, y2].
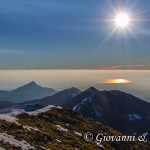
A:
[0, 82, 57, 103]
[63, 87, 150, 140]
[26, 87, 82, 107]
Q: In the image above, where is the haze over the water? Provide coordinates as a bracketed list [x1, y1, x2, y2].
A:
[0, 70, 150, 101]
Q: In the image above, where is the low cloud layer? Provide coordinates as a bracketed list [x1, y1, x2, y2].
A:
[97, 64, 150, 70]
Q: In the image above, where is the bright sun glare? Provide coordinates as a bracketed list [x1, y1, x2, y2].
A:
[115, 13, 130, 27]
[105, 79, 131, 84]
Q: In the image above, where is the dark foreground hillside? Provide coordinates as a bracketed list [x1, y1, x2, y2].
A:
[0, 107, 149, 150]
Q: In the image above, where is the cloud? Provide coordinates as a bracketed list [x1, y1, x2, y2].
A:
[97, 64, 150, 70]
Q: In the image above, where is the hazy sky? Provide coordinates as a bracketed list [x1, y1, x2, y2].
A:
[0, 0, 150, 69]
[0, 70, 150, 101]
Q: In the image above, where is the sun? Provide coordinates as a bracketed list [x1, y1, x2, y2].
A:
[115, 13, 130, 27]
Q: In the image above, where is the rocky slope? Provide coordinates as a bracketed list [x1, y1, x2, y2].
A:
[0, 105, 149, 150]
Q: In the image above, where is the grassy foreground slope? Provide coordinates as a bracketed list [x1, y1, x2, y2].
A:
[0, 107, 149, 150]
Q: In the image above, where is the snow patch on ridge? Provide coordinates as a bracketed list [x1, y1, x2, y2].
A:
[0, 104, 43, 116]
[74, 130, 82, 136]
[0, 133, 35, 150]
[0, 104, 61, 125]
[55, 125, 68, 132]
[73, 98, 87, 112]
[128, 113, 142, 121]
[27, 105, 58, 115]
[0, 114, 20, 125]
[23, 125, 39, 131]
[55, 139, 61, 143]
[73, 91, 96, 112]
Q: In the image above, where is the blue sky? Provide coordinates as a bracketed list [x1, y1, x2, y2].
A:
[0, 0, 150, 69]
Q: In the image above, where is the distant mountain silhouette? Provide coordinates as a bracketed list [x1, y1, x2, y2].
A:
[63, 87, 150, 140]
[26, 87, 81, 106]
[0, 91, 10, 100]
[0, 81, 57, 103]
[0, 101, 14, 109]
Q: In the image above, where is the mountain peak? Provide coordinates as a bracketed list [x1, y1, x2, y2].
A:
[13, 81, 39, 91]
[86, 87, 98, 93]
[68, 87, 81, 92]
[24, 81, 39, 88]
[28, 81, 37, 86]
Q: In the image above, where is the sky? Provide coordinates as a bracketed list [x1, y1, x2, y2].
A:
[0, 0, 150, 69]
